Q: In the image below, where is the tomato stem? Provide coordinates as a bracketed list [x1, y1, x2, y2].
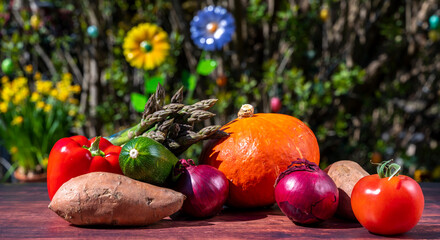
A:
[373, 159, 401, 180]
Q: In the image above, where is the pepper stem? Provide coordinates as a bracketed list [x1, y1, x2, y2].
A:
[372, 159, 401, 180]
[88, 136, 105, 157]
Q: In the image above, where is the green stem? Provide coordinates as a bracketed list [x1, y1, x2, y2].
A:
[106, 124, 139, 146]
[86, 136, 105, 157]
[373, 159, 401, 180]
[106, 124, 156, 146]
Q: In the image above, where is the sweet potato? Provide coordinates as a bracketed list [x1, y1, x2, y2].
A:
[48, 172, 185, 226]
[324, 160, 369, 221]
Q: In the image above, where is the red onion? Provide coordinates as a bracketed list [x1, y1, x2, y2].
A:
[275, 158, 339, 225]
[173, 159, 229, 218]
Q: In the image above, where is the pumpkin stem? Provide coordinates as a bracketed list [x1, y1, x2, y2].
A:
[238, 104, 254, 118]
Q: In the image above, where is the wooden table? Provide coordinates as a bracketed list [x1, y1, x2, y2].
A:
[0, 183, 439, 239]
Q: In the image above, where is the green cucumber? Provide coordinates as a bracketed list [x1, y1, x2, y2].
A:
[119, 137, 179, 186]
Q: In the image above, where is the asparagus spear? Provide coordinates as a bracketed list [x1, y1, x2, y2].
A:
[169, 125, 223, 156]
[107, 83, 227, 155]
[144, 119, 175, 143]
[109, 105, 182, 146]
[178, 99, 218, 115]
[170, 87, 184, 103]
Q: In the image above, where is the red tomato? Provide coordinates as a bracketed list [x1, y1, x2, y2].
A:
[351, 174, 424, 235]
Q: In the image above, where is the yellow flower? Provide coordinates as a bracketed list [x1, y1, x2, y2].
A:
[57, 91, 69, 102]
[68, 109, 77, 116]
[0, 102, 8, 113]
[1, 76, 9, 84]
[414, 169, 429, 182]
[1, 87, 13, 102]
[320, 8, 329, 22]
[54, 87, 69, 102]
[50, 74, 81, 102]
[44, 104, 52, 112]
[123, 23, 170, 70]
[34, 72, 42, 80]
[50, 89, 58, 98]
[71, 85, 81, 94]
[11, 116, 24, 125]
[62, 73, 72, 81]
[35, 80, 52, 95]
[30, 15, 40, 30]
[12, 77, 27, 89]
[10, 146, 18, 154]
[68, 98, 79, 105]
[36, 101, 45, 110]
[12, 88, 29, 105]
[30, 92, 40, 102]
[25, 64, 33, 74]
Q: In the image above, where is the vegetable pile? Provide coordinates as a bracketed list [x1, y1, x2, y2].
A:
[46, 85, 424, 235]
[47, 85, 229, 226]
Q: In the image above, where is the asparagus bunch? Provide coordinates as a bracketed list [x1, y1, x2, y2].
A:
[107, 84, 228, 156]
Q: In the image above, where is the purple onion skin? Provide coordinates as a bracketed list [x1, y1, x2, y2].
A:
[174, 159, 229, 218]
[275, 159, 339, 225]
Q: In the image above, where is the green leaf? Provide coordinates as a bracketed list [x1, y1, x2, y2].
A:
[196, 59, 217, 76]
[145, 75, 164, 94]
[182, 70, 197, 91]
[130, 93, 147, 112]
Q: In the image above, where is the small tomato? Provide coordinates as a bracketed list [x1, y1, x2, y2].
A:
[351, 160, 424, 235]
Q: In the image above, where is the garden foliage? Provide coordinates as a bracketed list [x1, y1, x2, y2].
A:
[0, 0, 439, 180]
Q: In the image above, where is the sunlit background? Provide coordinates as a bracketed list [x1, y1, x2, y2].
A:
[0, 0, 439, 182]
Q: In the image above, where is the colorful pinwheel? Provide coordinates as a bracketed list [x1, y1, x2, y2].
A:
[190, 6, 235, 51]
[123, 23, 170, 70]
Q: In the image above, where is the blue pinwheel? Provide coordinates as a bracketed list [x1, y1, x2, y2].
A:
[190, 6, 235, 51]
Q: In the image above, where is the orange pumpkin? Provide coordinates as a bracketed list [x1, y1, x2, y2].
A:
[200, 104, 320, 208]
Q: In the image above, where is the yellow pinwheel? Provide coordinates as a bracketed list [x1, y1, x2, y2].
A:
[123, 23, 170, 70]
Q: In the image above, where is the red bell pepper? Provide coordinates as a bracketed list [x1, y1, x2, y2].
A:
[47, 135, 123, 200]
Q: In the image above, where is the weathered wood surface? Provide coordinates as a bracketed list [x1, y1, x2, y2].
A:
[0, 183, 439, 239]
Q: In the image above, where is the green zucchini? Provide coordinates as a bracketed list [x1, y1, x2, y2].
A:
[119, 137, 178, 186]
